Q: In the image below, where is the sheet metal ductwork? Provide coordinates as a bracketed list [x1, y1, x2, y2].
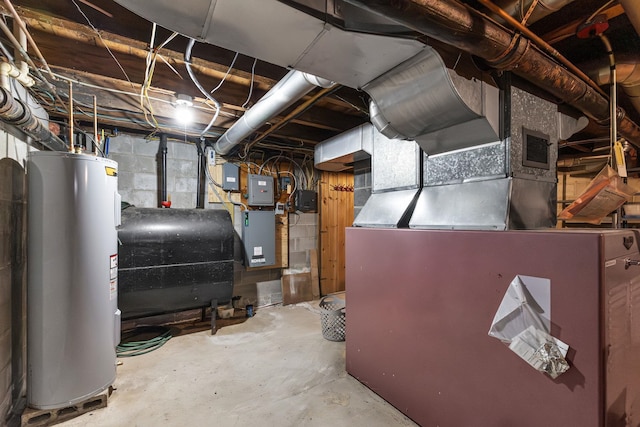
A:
[344, 0, 640, 146]
[215, 70, 332, 155]
[590, 59, 640, 117]
[493, 0, 576, 25]
[364, 47, 500, 155]
[113, 0, 425, 89]
[315, 123, 421, 228]
[620, 0, 640, 39]
[314, 123, 373, 172]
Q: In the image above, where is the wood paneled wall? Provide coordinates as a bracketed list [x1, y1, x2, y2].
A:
[319, 171, 354, 295]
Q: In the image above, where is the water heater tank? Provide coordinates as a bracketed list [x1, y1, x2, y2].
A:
[27, 152, 121, 409]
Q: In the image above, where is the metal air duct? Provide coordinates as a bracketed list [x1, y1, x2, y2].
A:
[114, 0, 425, 89]
[344, 0, 640, 147]
[493, 0, 576, 25]
[214, 70, 333, 155]
[364, 47, 500, 154]
[590, 59, 640, 117]
[314, 123, 373, 172]
[620, 0, 640, 39]
[315, 123, 421, 228]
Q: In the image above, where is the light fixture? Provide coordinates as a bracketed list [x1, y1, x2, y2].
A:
[174, 93, 194, 125]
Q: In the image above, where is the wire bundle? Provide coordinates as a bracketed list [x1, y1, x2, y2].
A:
[116, 326, 172, 358]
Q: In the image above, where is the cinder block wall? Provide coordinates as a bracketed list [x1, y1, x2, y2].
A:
[0, 130, 30, 423]
[108, 134, 199, 208]
[288, 213, 318, 269]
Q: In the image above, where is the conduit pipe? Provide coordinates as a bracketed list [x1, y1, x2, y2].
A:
[0, 85, 66, 151]
[214, 70, 333, 156]
[344, 0, 640, 146]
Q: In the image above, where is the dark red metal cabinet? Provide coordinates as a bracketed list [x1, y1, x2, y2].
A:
[346, 228, 640, 427]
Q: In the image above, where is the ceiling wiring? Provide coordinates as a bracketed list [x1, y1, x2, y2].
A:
[210, 51, 239, 94]
[70, 0, 133, 86]
[184, 38, 221, 137]
[241, 58, 257, 109]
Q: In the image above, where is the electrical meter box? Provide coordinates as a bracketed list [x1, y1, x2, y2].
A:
[247, 174, 274, 206]
[222, 163, 240, 191]
[242, 210, 276, 267]
[295, 190, 317, 212]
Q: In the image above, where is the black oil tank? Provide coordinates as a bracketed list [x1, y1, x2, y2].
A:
[118, 207, 234, 319]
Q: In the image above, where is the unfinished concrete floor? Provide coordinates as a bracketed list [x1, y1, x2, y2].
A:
[58, 302, 417, 427]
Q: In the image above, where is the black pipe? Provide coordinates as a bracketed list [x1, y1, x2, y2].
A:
[195, 138, 205, 209]
[158, 133, 168, 207]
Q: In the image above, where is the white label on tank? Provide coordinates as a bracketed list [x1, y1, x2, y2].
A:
[226, 177, 236, 182]
[605, 259, 617, 268]
[254, 246, 263, 256]
[258, 180, 267, 186]
[110, 279, 117, 300]
[110, 254, 118, 279]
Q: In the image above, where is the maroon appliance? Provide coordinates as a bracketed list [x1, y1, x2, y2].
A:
[346, 227, 640, 427]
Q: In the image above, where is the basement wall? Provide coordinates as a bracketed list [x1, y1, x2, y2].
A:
[0, 129, 31, 424]
[107, 134, 200, 209]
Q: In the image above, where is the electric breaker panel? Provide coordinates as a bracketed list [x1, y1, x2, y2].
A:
[222, 163, 240, 191]
[247, 174, 274, 206]
[295, 190, 317, 212]
[242, 210, 276, 267]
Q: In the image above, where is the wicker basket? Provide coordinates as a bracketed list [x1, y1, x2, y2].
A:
[319, 295, 346, 342]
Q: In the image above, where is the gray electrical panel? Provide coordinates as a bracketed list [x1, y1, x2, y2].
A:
[242, 210, 276, 267]
[247, 174, 274, 206]
[222, 163, 240, 191]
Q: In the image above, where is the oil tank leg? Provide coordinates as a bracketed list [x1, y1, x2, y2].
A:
[211, 299, 218, 335]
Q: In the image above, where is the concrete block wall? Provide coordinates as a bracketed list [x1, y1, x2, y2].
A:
[288, 213, 318, 269]
[108, 134, 200, 208]
[0, 129, 30, 423]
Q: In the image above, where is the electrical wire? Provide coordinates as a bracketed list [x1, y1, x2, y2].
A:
[184, 38, 220, 137]
[210, 52, 239, 94]
[241, 58, 257, 109]
[71, 0, 133, 85]
[587, 0, 616, 23]
[116, 326, 172, 358]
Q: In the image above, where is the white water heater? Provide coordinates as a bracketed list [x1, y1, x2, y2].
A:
[27, 151, 121, 409]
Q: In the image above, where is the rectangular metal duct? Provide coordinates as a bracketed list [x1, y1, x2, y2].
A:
[314, 123, 373, 172]
[410, 86, 567, 230]
[114, 0, 425, 89]
[315, 123, 421, 227]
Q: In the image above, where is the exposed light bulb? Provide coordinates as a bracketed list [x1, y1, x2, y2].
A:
[174, 94, 194, 125]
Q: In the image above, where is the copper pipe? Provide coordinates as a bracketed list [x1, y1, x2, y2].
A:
[343, 0, 640, 146]
[68, 81, 74, 152]
[93, 94, 98, 155]
[477, 0, 607, 98]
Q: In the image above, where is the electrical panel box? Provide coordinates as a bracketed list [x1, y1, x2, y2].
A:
[295, 190, 317, 212]
[222, 163, 240, 191]
[242, 210, 275, 267]
[247, 174, 274, 206]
